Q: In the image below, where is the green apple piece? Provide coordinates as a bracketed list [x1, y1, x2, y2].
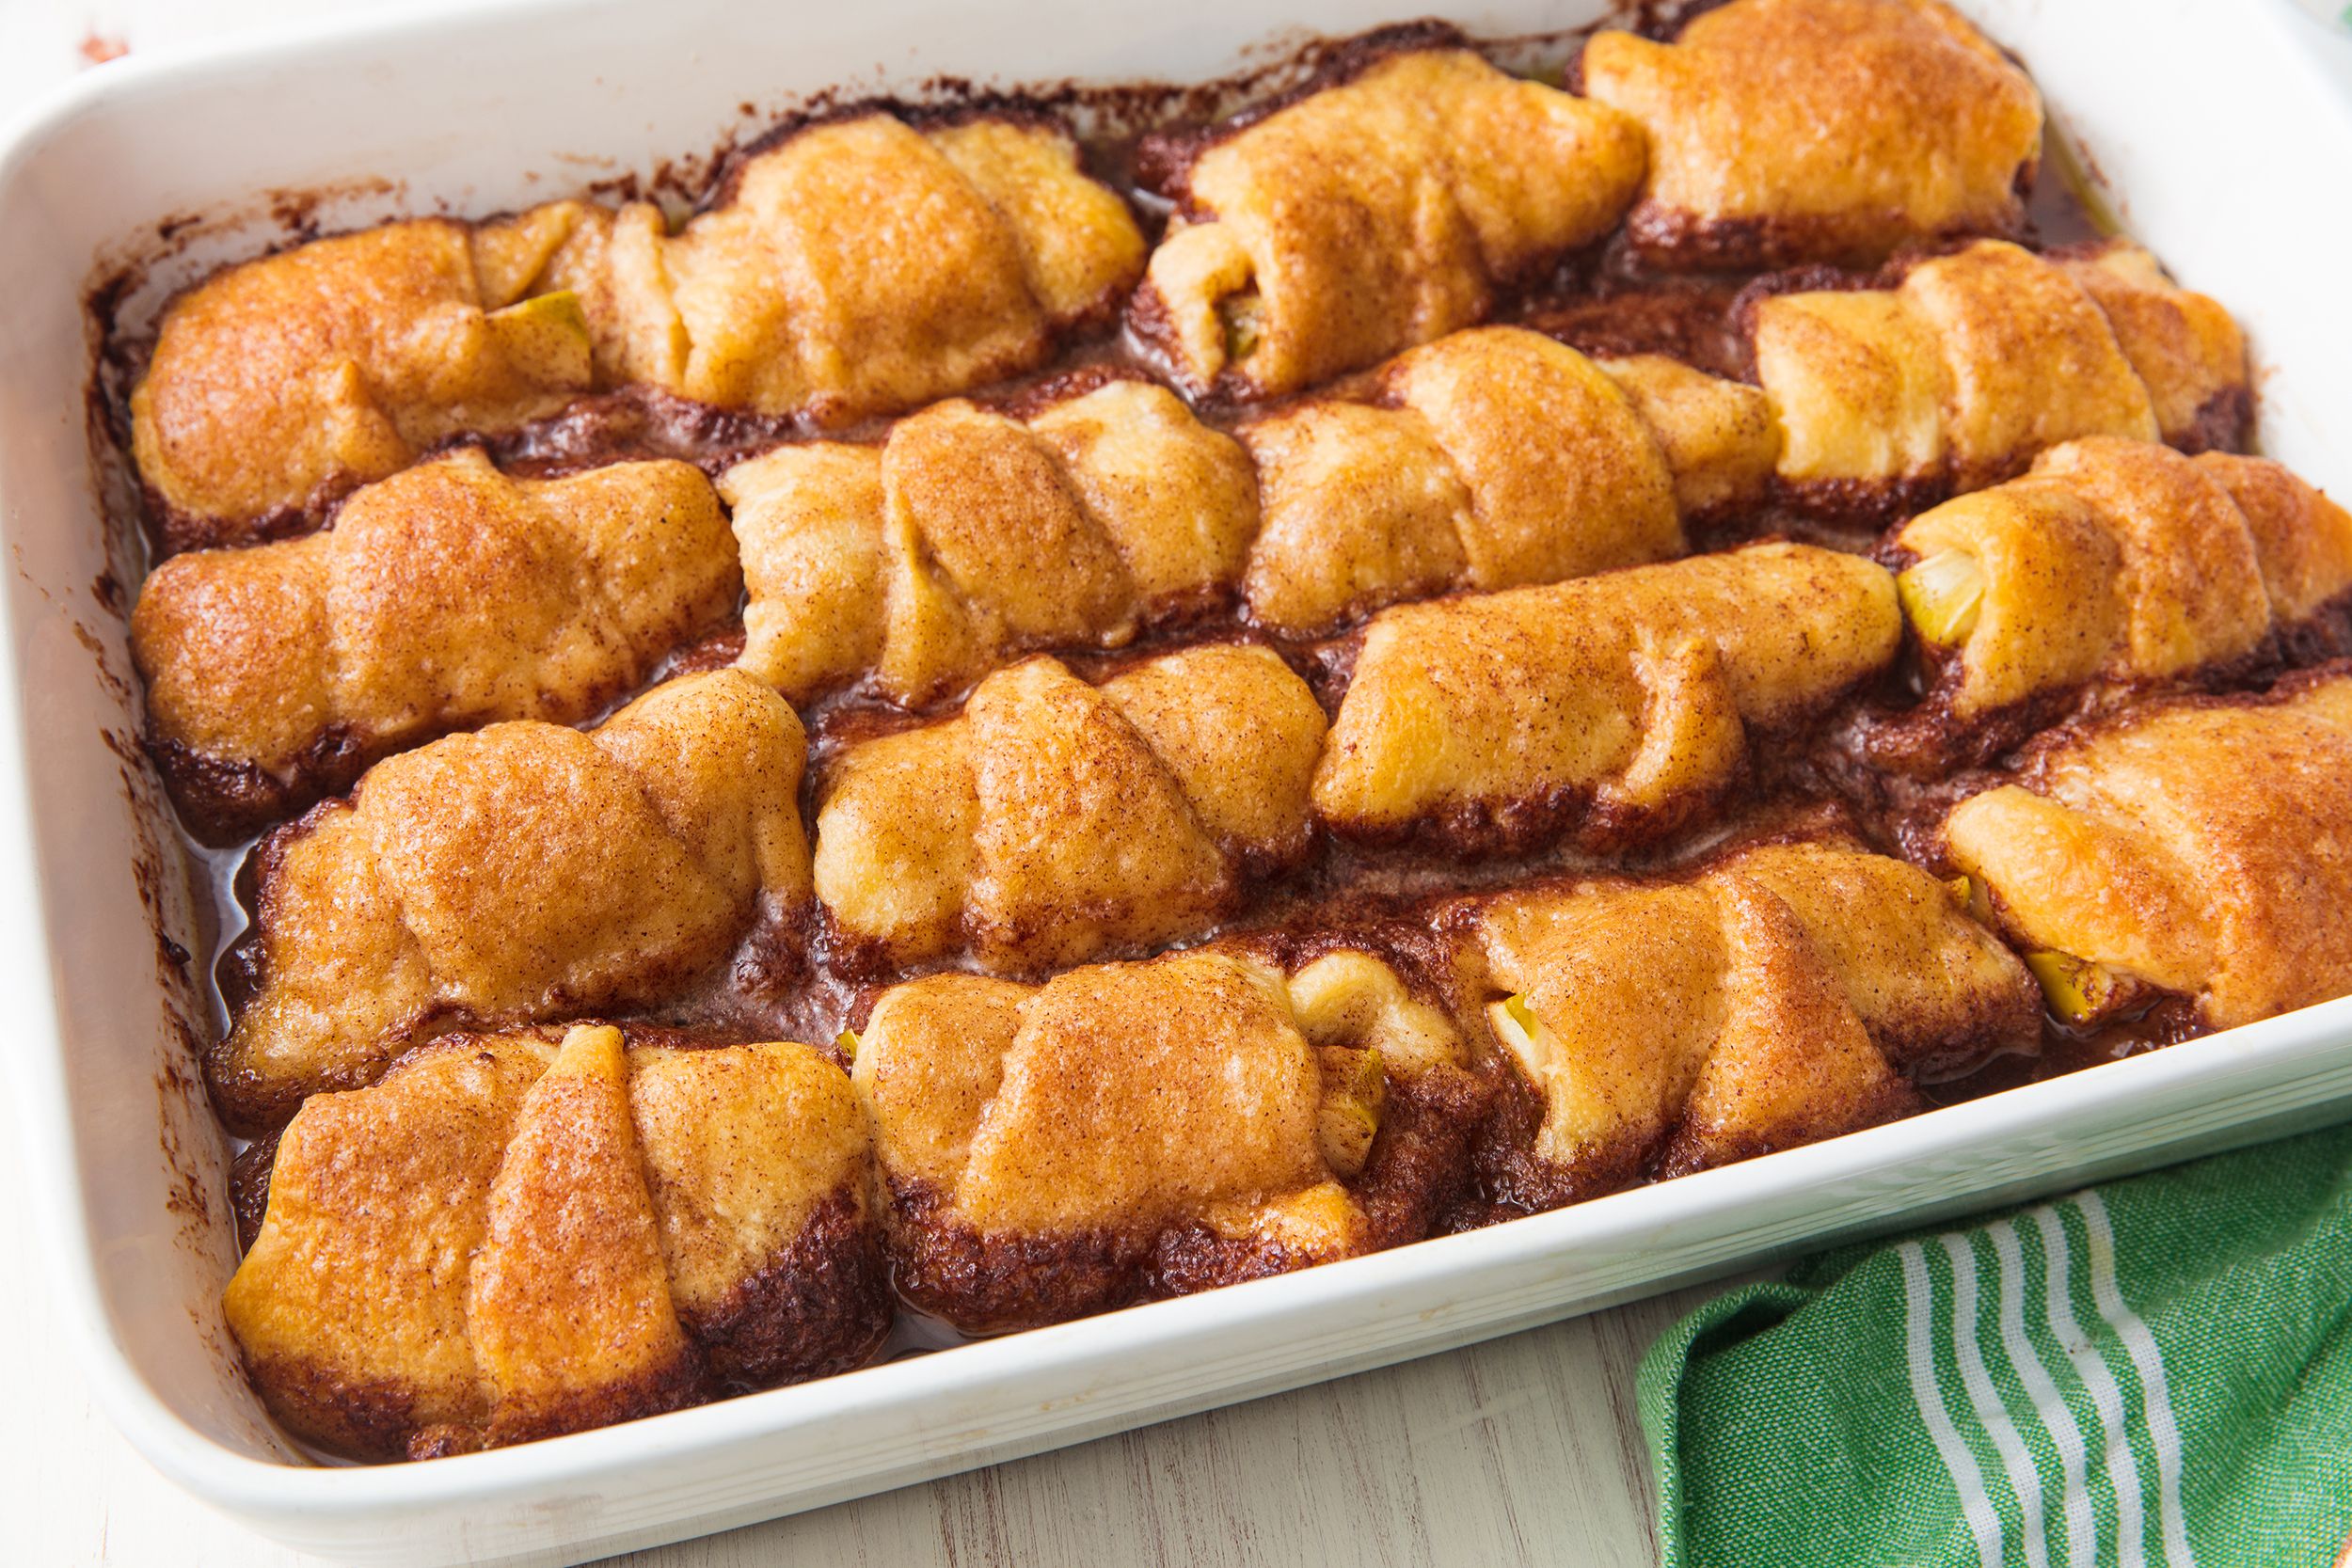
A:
[2024, 949, 2124, 1025]
[1219, 290, 1265, 365]
[1947, 873, 1994, 925]
[1486, 993, 1558, 1079]
[1899, 548, 1987, 647]
[484, 289, 594, 389]
[1316, 1045, 1385, 1179]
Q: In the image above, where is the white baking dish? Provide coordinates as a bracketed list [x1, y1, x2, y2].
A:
[4, 0, 2351, 1561]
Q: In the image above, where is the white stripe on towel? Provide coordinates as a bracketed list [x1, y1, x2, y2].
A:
[2033, 1203, 2147, 1568]
[1900, 1240, 2006, 1568]
[1988, 1217, 2098, 1568]
[1943, 1229, 2052, 1568]
[2078, 1191, 2197, 1568]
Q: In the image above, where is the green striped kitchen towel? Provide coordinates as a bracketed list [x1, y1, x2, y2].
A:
[1639, 1123, 2352, 1566]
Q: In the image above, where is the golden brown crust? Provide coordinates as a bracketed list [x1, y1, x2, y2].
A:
[2057, 240, 2251, 451]
[132, 210, 601, 549]
[469, 1025, 697, 1445]
[224, 1026, 886, 1460]
[2194, 452, 2352, 626]
[1312, 544, 1901, 854]
[1596, 353, 1784, 519]
[1466, 837, 2037, 1205]
[1582, 0, 2042, 268]
[730, 328, 1771, 692]
[723, 384, 1256, 707]
[130, 117, 1141, 542]
[1238, 329, 1692, 637]
[131, 449, 741, 842]
[1133, 49, 1645, 397]
[1754, 242, 2198, 501]
[813, 646, 1324, 974]
[1884, 440, 2352, 766]
[853, 947, 1471, 1332]
[1943, 670, 2352, 1031]
[212, 671, 812, 1131]
[565, 116, 1142, 424]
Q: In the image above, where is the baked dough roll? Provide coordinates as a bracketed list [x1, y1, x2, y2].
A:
[2058, 240, 2251, 452]
[1581, 0, 2041, 268]
[226, 1024, 887, 1461]
[212, 671, 813, 1132]
[1885, 439, 2352, 762]
[1313, 544, 1901, 854]
[131, 208, 603, 551]
[1759, 241, 2249, 510]
[851, 945, 1481, 1332]
[551, 116, 1142, 422]
[722, 381, 1256, 707]
[1943, 669, 2352, 1032]
[1132, 45, 1645, 399]
[1597, 352, 1787, 520]
[814, 645, 1324, 974]
[1465, 837, 2040, 1208]
[1752, 241, 2244, 508]
[729, 332, 1776, 691]
[1239, 328, 1775, 637]
[1756, 241, 2147, 493]
[132, 449, 741, 842]
[132, 116, 1141, 546]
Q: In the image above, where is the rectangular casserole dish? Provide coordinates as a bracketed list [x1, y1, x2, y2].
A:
[4, 0, 2351, 1560]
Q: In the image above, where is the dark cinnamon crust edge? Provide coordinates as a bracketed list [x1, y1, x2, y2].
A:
[241, 1183, 890, 1463]
[691, 1189, 895, 1393]
[1858, 576, 2352, 779]
[146, 472, 358, 562]
[884, 1063, 1490, 1334]
[151, 623, 731, 846]
[1761, 384, 2257, 531]
[151, 728, 367, 849]
[1128, 22, 1470, 212]
[1625, 198, 2032, 276]
[1314, 664, 1897, 862]
[1472, 1054, 1927, 1217]
[1321, 772, 1742, 864]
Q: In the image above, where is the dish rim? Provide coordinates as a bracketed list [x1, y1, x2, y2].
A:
[5, 0, 2351, 1548]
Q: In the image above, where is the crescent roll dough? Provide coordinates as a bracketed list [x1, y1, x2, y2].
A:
[722, 381, 1257, 707]
[214, 671, 813, 1132]
[1943, 670, 2352, 1032]
[1134, 47, 1645, 398]
[1466, 837, 2039, 1206]
[726, 331, 1777, 696]
[1889, 439, 2352, 750]
[131, 211, 601, 550]
[226, 1025, 885, 1460]
[132, 448, 741, 842]
[2058, 241, 2253, 451]
[1753, 241, 2246, 502]
[1240, 328, 1775, 636]
[1581, 0, 2042, 268]
[132, 116, 1142, 545]
[549, 117, 1141, 421]
[851, 946, 1477, 1332]
[1313, 544, 1901, 853]
[814, 645, 1325, 974]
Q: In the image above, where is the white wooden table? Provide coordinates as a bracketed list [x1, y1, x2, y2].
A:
[0, 3, 1704, 1560]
